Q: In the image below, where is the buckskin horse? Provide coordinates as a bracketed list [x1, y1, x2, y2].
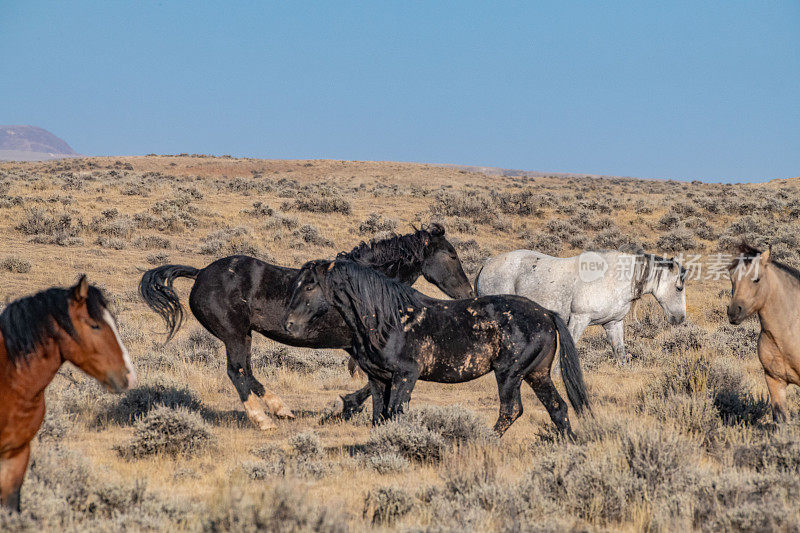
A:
[139, 224, 473, 430]
[728, 243, 800, 422]
[284, 259, 590, 436]
[0, 276, 135, 512]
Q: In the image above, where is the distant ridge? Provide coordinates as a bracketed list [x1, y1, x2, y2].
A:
[0, 125, 80, 161]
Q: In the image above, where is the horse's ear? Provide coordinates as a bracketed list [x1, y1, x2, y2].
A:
[760, 246, 772, 266]
[72, 275, 89, 303]
[429, 222, 445, 237]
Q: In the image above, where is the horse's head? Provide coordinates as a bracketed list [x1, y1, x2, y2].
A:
[727, 244, 771, 325]
[421, 223, 475, 299]
[63, 276, 136, 393]
[649, 256, 687, 325]
[284, 261, 332, 336]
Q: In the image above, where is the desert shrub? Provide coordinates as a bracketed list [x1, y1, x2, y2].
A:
[252, 345, 343, 374]
[99, 378, 204, 426]
[264, 213, 299, 231]
[493, 189, 540, 216]
[133, 235, 171, 249]
[363, 487, 414, 526]
[431, 190, 494, 224]
[16, 207, 83, 245]
[593, 228, 636, 250]
[0, 256, 31, 273]
[661, 321, 706, 353]
[284, 193, 352, 215]
[706, 321, 759, 358]
[451, 238, 490, 277]
[657, 227, 698, 252]
[622, 426, 695, 494]
[95, 235, 126, 249]
[241, 201, 273, 217]
[364, 418, 446, 463]
[292, 224, 334, 247]
[404, 405, 495, 444]
[521, 230, 562, 256]
[685, 216, 717, 240]
[116, 406, 214, 459]
[358, 213, 397, 235]
[289, 431, 323, 458]
[544, 218, 574, 239]
[445, 216, 475, 234]
[658, 211, 681, 230]
[733, 425, 800, 473]
[202, 484, 347, 533]
[146, 252, 170, 265]
[365, 453, 410, 474]
[200, 226, 262, 257]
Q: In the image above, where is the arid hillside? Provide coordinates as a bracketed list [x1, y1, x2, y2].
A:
[2, 155, 800, 531]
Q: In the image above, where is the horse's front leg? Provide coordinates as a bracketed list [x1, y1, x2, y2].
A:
[603, 320, 628, 363]
[387, 367, 420, 418]
[368, 376, 391, 425]
[0, 444, 31, 512]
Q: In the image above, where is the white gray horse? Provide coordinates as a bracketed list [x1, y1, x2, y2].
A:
[475, 249, 687, 361]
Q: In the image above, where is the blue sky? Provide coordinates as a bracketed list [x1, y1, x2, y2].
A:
[2, 1, 798, 182]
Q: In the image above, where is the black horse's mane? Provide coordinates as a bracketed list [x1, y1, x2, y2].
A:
[339, 224, 443, 279]
[314, 259, 424, 354]
[733, 242, 800, 284]
[0, 285, 108, 364]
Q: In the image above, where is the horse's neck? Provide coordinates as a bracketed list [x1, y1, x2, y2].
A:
[0, 336, 63, 401]
[758, 272, 800, 337]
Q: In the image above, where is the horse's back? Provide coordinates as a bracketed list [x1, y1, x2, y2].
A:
[478, 250, 576, 316]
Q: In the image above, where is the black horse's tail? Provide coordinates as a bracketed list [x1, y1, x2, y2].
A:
[139, 264, 200, 341]
[553, 313, 591, 415]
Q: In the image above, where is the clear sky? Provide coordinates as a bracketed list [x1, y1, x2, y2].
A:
[2, 1, 798, 182]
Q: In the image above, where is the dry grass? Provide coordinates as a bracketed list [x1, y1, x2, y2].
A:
[2, 155, 800, 531]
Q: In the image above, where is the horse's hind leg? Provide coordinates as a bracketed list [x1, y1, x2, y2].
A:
[0, 444, 30, 512]
[493, 371, 524, 436]
[224, 334, 293, 430]
[525, 371, 574, 438]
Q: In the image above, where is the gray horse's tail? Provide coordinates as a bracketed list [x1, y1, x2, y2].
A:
[139, 264, 200, 342]
[553, 313, 590, 415]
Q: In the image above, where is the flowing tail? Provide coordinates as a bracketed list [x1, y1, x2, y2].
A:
[553, 313, 591, 415]
[139, 264, 200, 341]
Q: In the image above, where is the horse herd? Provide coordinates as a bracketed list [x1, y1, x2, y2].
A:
[1, 223, 798, 512]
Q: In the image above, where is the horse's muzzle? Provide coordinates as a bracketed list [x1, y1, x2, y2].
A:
[727, 305, 745, 325]
[105, 370, 134, 394]
[668, 314, 686, 326]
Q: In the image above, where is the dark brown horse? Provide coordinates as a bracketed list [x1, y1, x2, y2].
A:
[284, 260, 590, 436]
[139, 224, 473, 430]
[0, 276, 135, 512]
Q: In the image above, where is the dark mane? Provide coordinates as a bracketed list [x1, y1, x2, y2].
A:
[339, 225, 441, 281]
[0, 285, 108, 364]
[731, 242, 800, 284]
[314, 259, 424, 355]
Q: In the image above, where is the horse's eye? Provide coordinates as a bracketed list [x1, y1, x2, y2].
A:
[676, 286, 683, 293]
[305, 284, 314, 291]
[90, 324, 101, 330]
[754, 278, 760, 283]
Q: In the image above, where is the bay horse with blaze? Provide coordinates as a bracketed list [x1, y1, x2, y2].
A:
[0, 276, 135, 512]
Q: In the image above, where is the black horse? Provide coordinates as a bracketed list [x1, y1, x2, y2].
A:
[139, 224, 473, 430]
[284, 259, 590, 436]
